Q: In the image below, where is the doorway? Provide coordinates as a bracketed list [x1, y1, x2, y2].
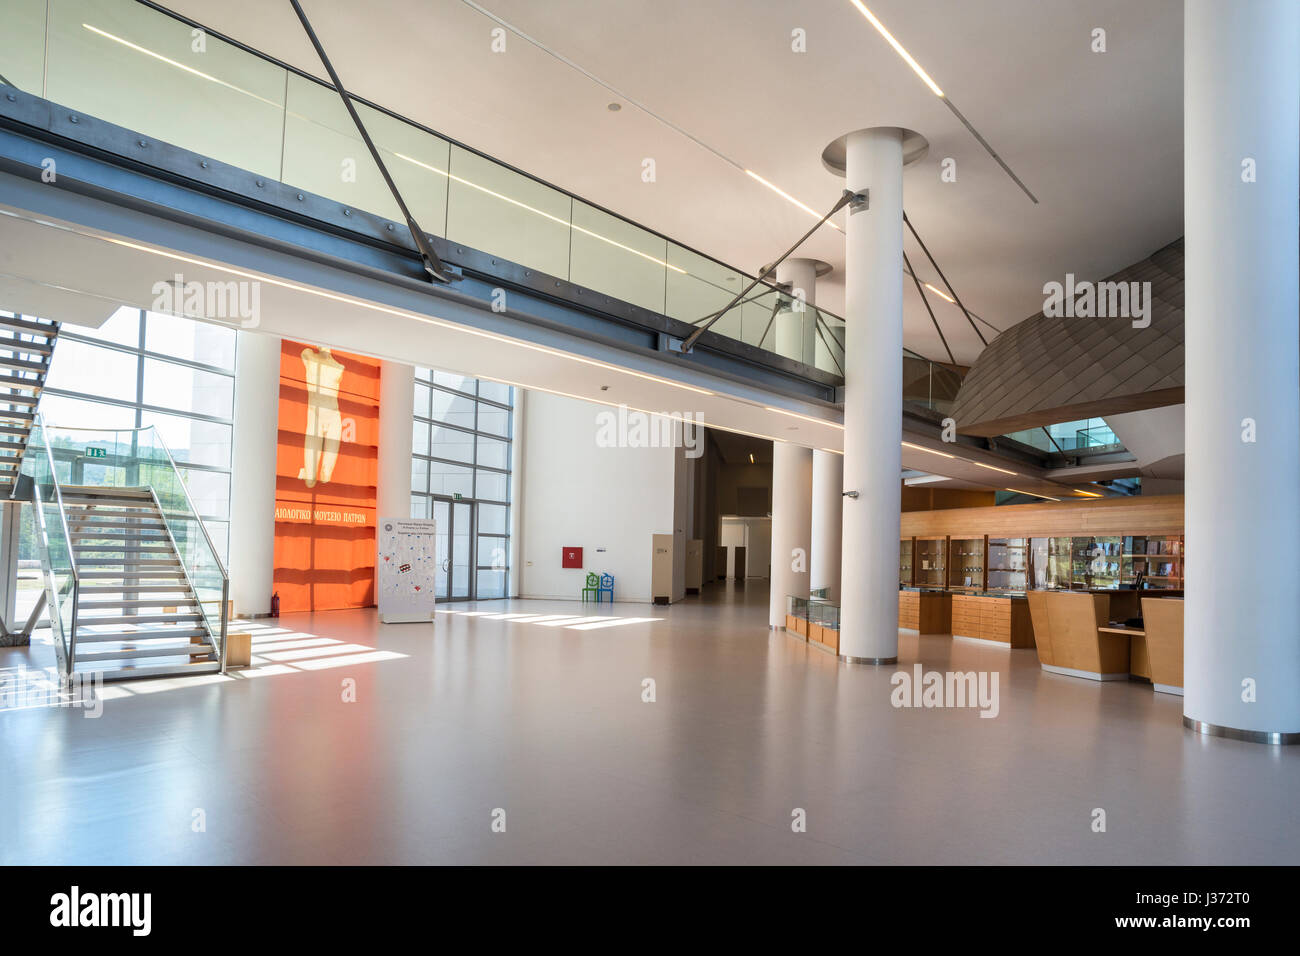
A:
[430, 496, 475, 602]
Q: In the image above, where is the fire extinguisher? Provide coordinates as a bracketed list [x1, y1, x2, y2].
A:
[270, 591, 280, 619]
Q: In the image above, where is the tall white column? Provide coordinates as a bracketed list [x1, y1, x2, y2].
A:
[1183, 0, 1300, 742]
[775, 258, 819, 364]
[377, 360, 415, 522]
[830, 126, 921, 663]
[229, 330, 281, 617]
[811, 450, 843, 600]
[769, 441, 812, 629]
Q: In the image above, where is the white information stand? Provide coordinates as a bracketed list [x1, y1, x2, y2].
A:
[377, 517, 438, 623]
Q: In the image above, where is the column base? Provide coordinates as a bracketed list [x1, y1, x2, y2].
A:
[1183, 716, 1300, 746]
[838, 654, 898, 665]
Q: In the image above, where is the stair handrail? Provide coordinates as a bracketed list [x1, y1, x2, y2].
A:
[24, 412, 80, 674]
[147, 428, 230, 671]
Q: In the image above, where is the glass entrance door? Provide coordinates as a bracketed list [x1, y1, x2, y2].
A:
[430, 497, 474, 602]
[451, 500, 473, 600]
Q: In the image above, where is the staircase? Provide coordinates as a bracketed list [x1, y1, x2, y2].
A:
[0, 314, 59, 496]
[61, 486, 221, 680]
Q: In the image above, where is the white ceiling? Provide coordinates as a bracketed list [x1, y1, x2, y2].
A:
[158, 0, 1185, 366]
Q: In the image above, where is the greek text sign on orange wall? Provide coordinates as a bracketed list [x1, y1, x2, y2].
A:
[273, 341, 380, 612]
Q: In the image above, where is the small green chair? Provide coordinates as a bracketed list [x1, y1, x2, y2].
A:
[581, 572, 600, 602]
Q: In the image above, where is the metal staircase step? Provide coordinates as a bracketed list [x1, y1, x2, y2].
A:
[77, 569, 188, 579]
[74, 642, 215, 663]
[74, 559, 182, 568]
[78, 598, 198, 610]
[60, 485, 154, 498]
[72, 659, 222, 682]
[0, 356, 46, 374]
[71, 546, 172, 554]
[0, 315, 59, 338]
[77, 582, 191, 590]
[77, 613, 203, 626]
[0, 376, 43, 393]
[74, 627, 209, 643]
[65, 509, 161, 519]
[69, 531, 169, 541]
[0, 338, 54, 356]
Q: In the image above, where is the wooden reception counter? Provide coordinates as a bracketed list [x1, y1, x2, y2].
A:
[1027, 590, 1184, 690]
[950, 592, 1034, 647]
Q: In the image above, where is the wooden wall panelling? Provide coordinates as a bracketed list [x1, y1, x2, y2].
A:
[900, 494, 1184, 539]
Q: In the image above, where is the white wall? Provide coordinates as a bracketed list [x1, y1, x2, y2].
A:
[518, 390, 677, 603]
[228, 330, 280, 617]
[376, 360, 414, 523]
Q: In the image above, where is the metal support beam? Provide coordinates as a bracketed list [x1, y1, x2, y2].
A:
[903, 211, 987, 347]
[681, 190, 859, 352]
[288, 0, 454, 284]
[903, 250, 955, 365]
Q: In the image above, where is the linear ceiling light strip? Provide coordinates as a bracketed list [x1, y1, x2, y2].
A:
[457, 1, 835, 230]
[846, 0, 1038, 205]
[288, 0, 454, 283]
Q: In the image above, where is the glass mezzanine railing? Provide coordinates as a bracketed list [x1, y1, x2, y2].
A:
[23, 416, 79, 670]
[20, 417, 230, 671]
[0, 0, 961, 411]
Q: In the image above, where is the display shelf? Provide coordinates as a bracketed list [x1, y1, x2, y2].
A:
[948, 536, 985, 590]
[1072, 536, 1122, 590]
[1121, 534, 1184, 589]
[914, 536, 946, 589]
[1047, 536, 1074, 589]
[900, 537, 914, 587]
[987, 537, 1029, 591]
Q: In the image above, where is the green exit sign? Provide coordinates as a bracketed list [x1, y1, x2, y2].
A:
[85, 447, 107, 459]
[453, 492, 463, 501]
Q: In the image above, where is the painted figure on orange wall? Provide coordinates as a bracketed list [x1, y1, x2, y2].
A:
[297, 346, 345, 488]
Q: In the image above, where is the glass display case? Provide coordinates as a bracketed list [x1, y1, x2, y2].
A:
[900, 538, 914, 586]
[809, 599, 840, 631]
[987, 537, 1029, 591]
[948, 537, 985, 590]
[914, 536, 946, 588]
[1047, 536, 1074, 589]
[1122, 535, 1183, 589]
[1027, 537, 1050, 589]
[1072, 536, 1122, 589]
[787, 594, 809, 622]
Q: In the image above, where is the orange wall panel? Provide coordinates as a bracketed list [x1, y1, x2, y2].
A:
[272, 341, 380, 613]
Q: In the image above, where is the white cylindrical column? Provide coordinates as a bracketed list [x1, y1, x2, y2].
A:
[229, 330, 281, 617]
[837, 127, 907, 663]
[377, 360, 415, 521]
[1183, 0, 1300, 742]
[769, 441, 813, 629]
[811, 450, 843, 600]
[775, 258, 819, 364]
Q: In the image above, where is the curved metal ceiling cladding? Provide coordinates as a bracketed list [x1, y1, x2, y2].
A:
[951, 239, 1185, 437]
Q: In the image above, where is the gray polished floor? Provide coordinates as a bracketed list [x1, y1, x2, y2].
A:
[2, 581, 1297, 865]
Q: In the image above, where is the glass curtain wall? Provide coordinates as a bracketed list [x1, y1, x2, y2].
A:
[16, 304, 235, 574]
[409, 368, 513, 601]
